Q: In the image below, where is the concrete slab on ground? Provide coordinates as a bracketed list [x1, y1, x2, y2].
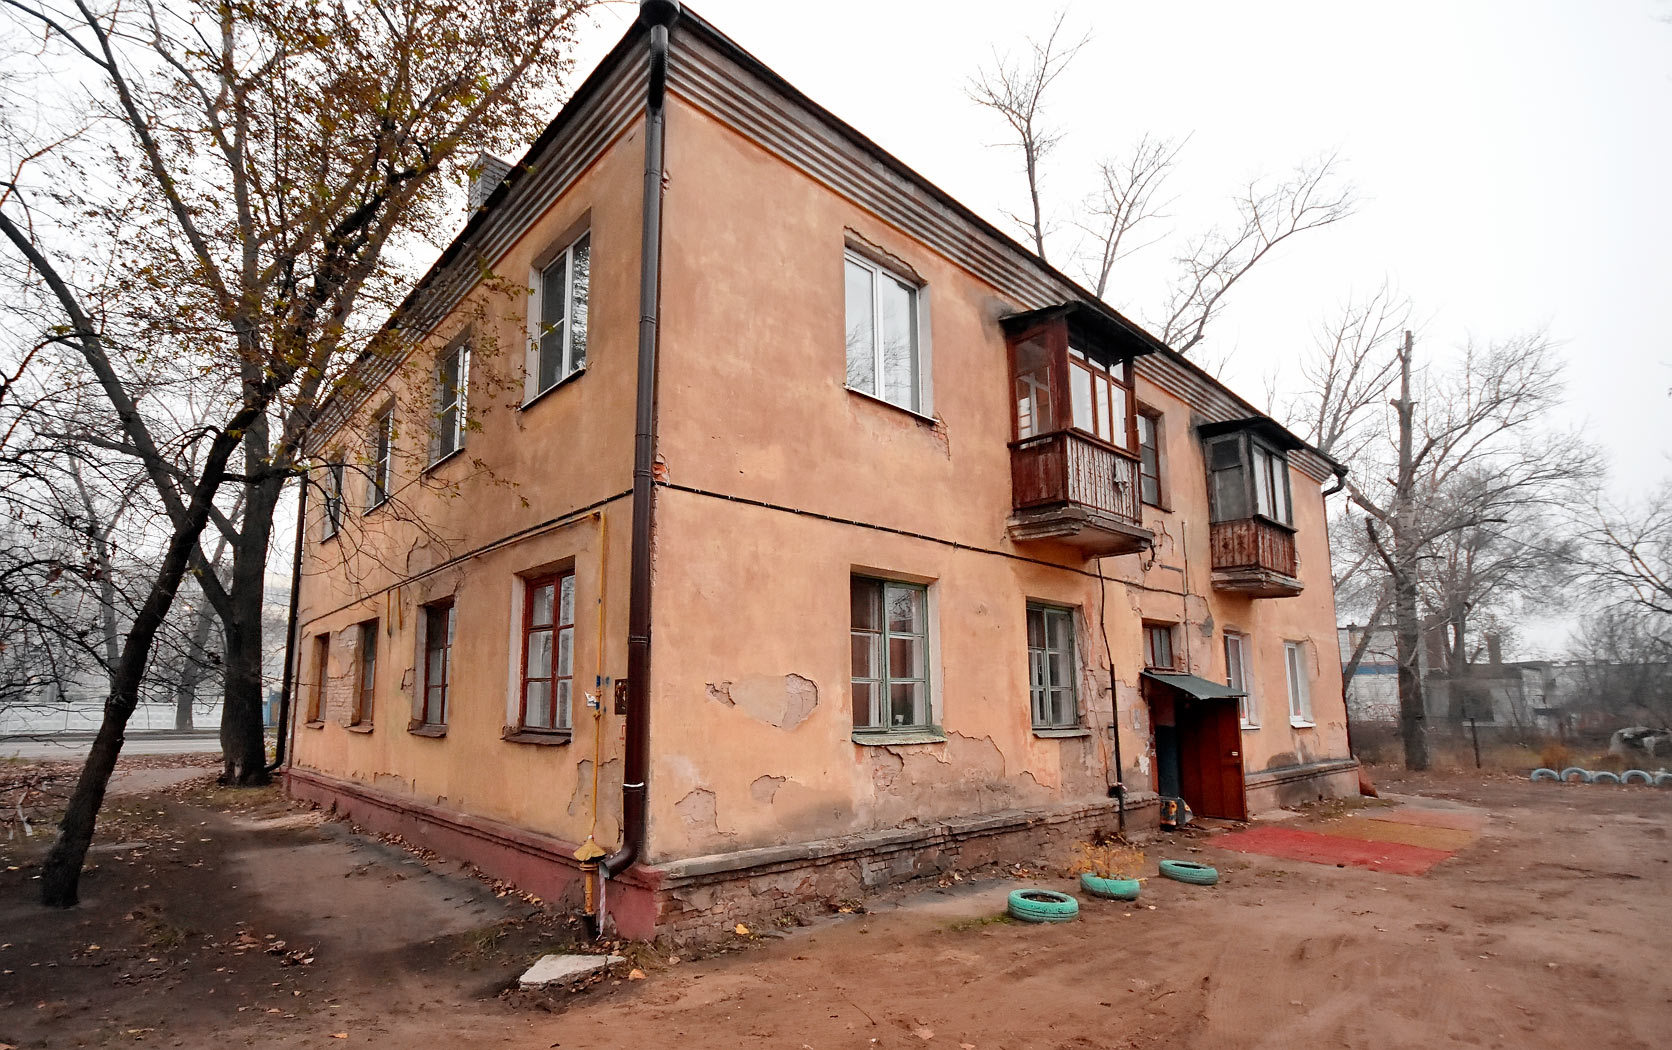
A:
[519, 954, 625, 986]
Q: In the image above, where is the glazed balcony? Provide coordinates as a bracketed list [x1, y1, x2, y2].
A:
[1008, 430, 1153, 557]
[1209, 517, 1302, 598]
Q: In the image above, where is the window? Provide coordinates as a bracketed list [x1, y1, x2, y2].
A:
[529, 231, 590, 399]
[1206, 433, 1293, 526]
[421, 600, 455, 727]
[1225, 631, 1255, 728]
[1067, 348, 1133, 449]
[321, 461, 344, 539]
[308, 634, 330, 723]
[353, 621, 377, 727]
[1137, 409, 1163, 506]
[1027, 604, 1078, 729]
[367, 410, 393, 509]
[1253, 444, 1292, 524]
[1143, 622, 1176, 670]
[851, 577, 930, 731]
[520, 573, 575, 732]
[433, 342, 469, 462]
[844, 252, 923, 413]
[1284, 641, 1312, 725]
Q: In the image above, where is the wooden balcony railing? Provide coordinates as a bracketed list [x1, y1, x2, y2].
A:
[1008, 431, 1150, 556]
[1209, 517, 1302, 596]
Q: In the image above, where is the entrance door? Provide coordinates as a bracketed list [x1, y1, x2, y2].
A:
[1175, 698, 1247, 820]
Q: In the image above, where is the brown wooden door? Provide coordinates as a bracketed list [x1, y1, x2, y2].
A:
[1177, 699, 1247, 821]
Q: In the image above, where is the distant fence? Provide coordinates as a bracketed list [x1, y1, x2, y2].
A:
[0, 699, 268, 736]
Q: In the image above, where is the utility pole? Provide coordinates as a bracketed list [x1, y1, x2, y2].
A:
[1390, 331, 1429, 770]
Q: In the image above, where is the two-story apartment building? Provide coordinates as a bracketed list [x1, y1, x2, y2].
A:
[286, 1, 1357, 940]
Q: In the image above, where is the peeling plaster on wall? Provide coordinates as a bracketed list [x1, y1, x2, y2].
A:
[1198, 611, 1215, 638]
[868, 748, 904, 791]
[750, 775, 787, 804]
[705, 674, 819, 730]
[373, 772, 412, 795]
[675, 788, 730, 842]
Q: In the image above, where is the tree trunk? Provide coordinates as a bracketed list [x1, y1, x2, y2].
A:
[173, 604, 218, 731]
[40, 429, 247, 907]
[219, 419, 280, 786]
[1391, 331, 1428, 771]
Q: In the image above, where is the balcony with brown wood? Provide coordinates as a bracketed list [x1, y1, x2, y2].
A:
[1209, 517, 1303, 597]
[1009, 430, 1152, 557]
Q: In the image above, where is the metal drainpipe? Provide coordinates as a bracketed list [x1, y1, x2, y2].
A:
[266, 469, 308, 774]
[1322, 465, 1348, 497]
[601, 0, 681, 907]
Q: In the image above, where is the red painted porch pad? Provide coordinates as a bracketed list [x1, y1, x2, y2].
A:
[1212, 825, 1456, 876]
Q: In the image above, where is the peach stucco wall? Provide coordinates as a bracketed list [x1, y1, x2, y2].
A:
[293, 83, 1350, 871]
[641, 94, 1350, 860]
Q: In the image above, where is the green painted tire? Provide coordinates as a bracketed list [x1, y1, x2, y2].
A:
[1158, 859, 1219, 886]
[1079, 872, 1141, 901]
[1007, 888, 1080, 923]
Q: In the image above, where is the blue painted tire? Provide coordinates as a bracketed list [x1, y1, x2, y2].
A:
[1007, 888, 1079, 923]
[1621, 769, 1654, 786]
[1079, 872, 1141, 901]
[1590, 771, 1622, 785]
[1158, 859, 1219, 886]
[1559, 767, 1594, 784]
[1529, 768, 1560, 782]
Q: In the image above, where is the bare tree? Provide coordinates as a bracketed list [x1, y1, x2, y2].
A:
[1154, 155, 1355, 354]
[1284, 283, 1410, 466]
[0, 0, 597, 906]
[1577, 482, 1672, 619]
[966, 11, 1087, 262]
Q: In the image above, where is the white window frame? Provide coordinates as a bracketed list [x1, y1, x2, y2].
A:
[1027, 603, 1079, 730]
[843, 249, 931, 416]
[1226, 631, 1256, 729]
[1143, 622, 1177, 671]
[366, 410, 393, 511]
[1284, 640, 1313, 726]
[431, 341, 469, 464]
[525, 230, 590, 403]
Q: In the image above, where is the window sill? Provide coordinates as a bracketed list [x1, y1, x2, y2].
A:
[423, 447, 466, 476]
[407, 724, 448, 738]
[302, 720, 325, 730]
[844, 386, 938, 427]
[520, 367, 585, 412]
[363, 497, 389, 517]
[852, 728, 946, 746]
[1241, 722, 1261, 732]
[502, 729, 572, 746]
[1289, 719, 1316, 730]
[345, 723, 374, 734]
[1032, 726, 1091, 739]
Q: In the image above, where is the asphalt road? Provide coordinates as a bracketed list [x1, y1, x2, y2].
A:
[0, 733, 224, 761]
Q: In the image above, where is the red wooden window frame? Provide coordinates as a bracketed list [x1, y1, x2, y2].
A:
[353, 620, 377, 726]
[519, 572, 575, 732]
[421, 600, 454, 726]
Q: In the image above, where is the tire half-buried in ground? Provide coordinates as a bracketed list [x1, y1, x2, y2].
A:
[1158, 860, 1220, 886]
[1007, 889, 1080, 923]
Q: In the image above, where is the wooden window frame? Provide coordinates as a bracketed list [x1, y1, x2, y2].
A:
[420, 599, 455, 728]
[431, 342, 469, 464]
[320, 461, 345, 540]
[1284, 640, 1313, 726]
[308, 633, 330, 724]
[850, 576, 933, 733]
[1225, 631, 1256, 728]
[1137, 406, 1164, 508]
[1143, 621, 1177, 671]
[1026, 603, 1079, 730]
[1205, 432, 1294, 527]
[518, 572, 575, 734]
[351, 620, 377, 727]
[366, 409, 393, 511]
[527, 229, 591, 403]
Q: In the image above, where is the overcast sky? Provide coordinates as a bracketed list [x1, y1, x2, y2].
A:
[565, 0, 1672, 499]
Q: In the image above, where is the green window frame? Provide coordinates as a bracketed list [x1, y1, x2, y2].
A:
[850, 576, 931, 732]
[1027, 604, 1078, 729]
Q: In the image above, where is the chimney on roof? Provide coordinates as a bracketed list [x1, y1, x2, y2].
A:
[467, 153, 514, 214]
[1485, 632, 1503, 666]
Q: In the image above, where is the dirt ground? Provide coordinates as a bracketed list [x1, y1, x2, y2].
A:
[2, 763, 1670, 1049]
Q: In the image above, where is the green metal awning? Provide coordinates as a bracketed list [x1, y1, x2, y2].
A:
[1141, 670, 1245, 700]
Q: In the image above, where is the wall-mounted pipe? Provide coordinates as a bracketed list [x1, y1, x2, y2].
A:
[602, 0, 681, 906]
